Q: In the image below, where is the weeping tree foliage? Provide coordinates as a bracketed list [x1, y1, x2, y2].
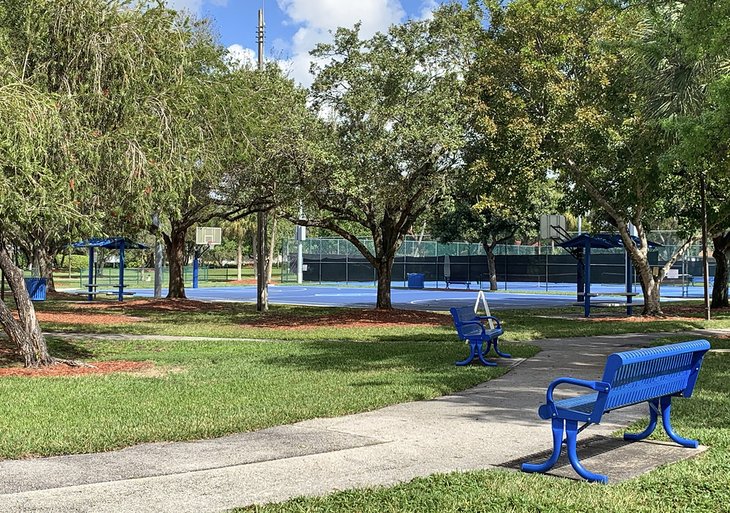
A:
[0, 0, 224, 366]
[295, 3, 483, 309]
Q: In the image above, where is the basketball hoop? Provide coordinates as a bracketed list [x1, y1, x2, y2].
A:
[196, 226, 222, 247]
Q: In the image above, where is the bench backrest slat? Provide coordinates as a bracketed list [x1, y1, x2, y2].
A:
[449, 307, 499, 340]
[598, 340, 710, 413]
[450, 307, 479, 339]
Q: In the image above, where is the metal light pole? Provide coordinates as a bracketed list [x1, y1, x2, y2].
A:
[256, 7, 268, 312]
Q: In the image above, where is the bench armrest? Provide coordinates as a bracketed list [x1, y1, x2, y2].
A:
[475, 315, 502, 330]
[542, 378, 611, 418]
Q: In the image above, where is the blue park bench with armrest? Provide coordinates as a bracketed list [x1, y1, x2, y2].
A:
[521, 339, 711, 483]
[449, 307, 511, 366]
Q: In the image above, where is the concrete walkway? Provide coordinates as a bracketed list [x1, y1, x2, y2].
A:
[0, 332, 713, 513]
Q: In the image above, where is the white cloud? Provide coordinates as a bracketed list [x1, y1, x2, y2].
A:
[277, 0, 404, 35]
[226, 44, 257, 69]
[164, 0, 204, 14]
[275, 0, 406, 86]
[417, 0, 439, 20]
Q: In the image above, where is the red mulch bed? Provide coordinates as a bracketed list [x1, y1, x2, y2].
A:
[576, 315, 701, 323]
[571, 303, 730, 324]
[50, 299, 452, 329]
[34, 312, 143, 325]
[65, 298, 227, 313]
[0, 360, 153, 378]
[240, 308, 453, 330]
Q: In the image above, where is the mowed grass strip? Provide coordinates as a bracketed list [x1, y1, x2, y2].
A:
[0, 336, 537, 459]
[234, 338, 730, 513]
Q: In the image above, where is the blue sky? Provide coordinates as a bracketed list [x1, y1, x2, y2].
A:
[166, 0, 464, 84]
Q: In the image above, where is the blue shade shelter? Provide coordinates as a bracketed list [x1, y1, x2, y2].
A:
[71, 238, 148, 302]
[558, 234, 661, 317]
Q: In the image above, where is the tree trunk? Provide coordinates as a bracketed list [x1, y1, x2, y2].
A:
[236, 238, 243, 281]
[164, 224, 188, 299]
[483, 242, 498, 291]
[0, 246, 53, 367]
[266, 217, 278, 283]
[252, 230, 258, 281]
[375, 257, 394, 309]
[629, 249, 662, 316]
[711, 232, 730, 308]
[33, 246, 56, 293]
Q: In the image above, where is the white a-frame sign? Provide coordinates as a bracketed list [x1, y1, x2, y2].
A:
[474, 289, 494, 329]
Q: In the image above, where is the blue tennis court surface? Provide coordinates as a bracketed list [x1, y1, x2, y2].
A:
[129, 283, 695, 311]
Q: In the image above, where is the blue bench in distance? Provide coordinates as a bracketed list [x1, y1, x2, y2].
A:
[449, 306, 511, 366]
[521, 339, 711, 483]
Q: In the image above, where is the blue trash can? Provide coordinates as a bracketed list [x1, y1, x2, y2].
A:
[24, 278, 47, 301]
[407, 273, 425, 289]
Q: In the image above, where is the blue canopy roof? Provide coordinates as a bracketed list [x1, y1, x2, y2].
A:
[558, 233, 662, 250]
[71, 237, 148, 250]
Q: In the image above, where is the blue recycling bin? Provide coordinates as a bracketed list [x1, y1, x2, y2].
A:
[407, 273, 425, 289]
[24, 278, 47, 301]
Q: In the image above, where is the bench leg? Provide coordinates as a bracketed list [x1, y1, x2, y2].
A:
[487, 336, 512, 359]
[521, 418, 564, 474]
[660, 396, 699, 448]
[624, 399, 659, 441]
[456, 339, 496, 366]
[565, 419, 608, 484]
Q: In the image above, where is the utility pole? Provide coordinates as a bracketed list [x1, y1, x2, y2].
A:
[256, 7, 268, 312]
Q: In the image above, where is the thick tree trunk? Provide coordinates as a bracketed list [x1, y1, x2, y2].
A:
[375, 257, 394, 309]
[629, 248, 662, 316]
[164, 224, 188, 299]
[0, 246, 53, 367]
[483, 242, 498, 291]
[711, 232, 730, 308]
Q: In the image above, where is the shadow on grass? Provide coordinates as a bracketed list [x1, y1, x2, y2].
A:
[0, 336, 93, 365]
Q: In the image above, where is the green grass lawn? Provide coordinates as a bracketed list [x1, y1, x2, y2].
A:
[233, 337, 730, 513]
[2, 295, 728, 486]
[0, 334, 538, 459]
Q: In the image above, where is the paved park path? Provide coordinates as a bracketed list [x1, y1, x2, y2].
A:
[0, 331, 720, 513]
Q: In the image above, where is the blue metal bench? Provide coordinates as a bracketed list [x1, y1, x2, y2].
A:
[521, 340, 710, 483]
[449, 306, 511, 366]
[446, 279, 471, 289]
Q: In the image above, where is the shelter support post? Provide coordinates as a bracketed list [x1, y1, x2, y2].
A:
[87, 247, 95, 302]
[118, 242, 125, 302]
[584, 241, 591, 318]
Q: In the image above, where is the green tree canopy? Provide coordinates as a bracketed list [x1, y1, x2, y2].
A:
[295, 3, 483, 308]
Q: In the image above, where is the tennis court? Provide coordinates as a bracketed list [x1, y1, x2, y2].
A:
[129, 283, 694, 311]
